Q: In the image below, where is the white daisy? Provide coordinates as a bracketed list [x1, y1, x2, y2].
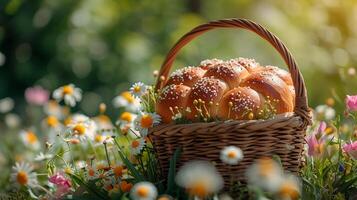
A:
[113, 91, 141, 112]
[10, 162, 38, 188]
[34, 152, 53, 161]
[19, 130, 41, 150]
[119, 123, 141, 138]
[94, 129, 115, 145]
[134, 112, 161, 136]
[175, 160, 224, 198]
[276, 174, 301, 200]
[130, 82, 148, 98]
[4, 113, 21, 128]
[103, 175, 120, 193]
[110, 163, 124, 178]
[315, 105, 335, 121]
[130, 138, 145, 155]
[67, 118, 97, 141]
[0, 97, 14, 113]
[43, 115, 61, 129]
[63, 164, 74, 175]
[130, 181, 158, 200]
[85, 166, 101, 180]
[53, 84, 82, 107]
[220, 146, 244, 165]
[246, 158, 284, 193]
[42, 115, 63, 143]
[75, 160, 88, 169]
[93, 114, 113, 130]
[65, 113, 90, 125]
[116, 112, 137, 125]
[43, 100, 69, 119]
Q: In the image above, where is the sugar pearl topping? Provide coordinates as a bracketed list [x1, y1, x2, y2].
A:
[206, 63, 246, 78]
[191, 77, 226, 99]
[159, 84, 190, 101]
[226, 88, 260, 112]
[199, 58, 224, 69]
[228, 57, 260, 71]
[243, 71, 284, 86]
[167, 66, 206, 86]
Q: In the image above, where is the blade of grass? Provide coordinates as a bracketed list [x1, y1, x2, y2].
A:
[118, 150, 145, 182]
[165, 148, 181, 195]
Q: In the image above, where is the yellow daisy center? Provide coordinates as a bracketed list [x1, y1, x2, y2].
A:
[278, 182, 299, 200]
[188, 182, 209, 198]
[137, 186, 150, 197]
[133, 86, 141, 93]
[227, 151, 237, 159]
[73, 124, 86, 136]
[62, 85, 74, 95]
[140, 115, 153, 128]
[88, 168, 95, 177]
[113, 166, 123, 177]
[64, 117, 72, 126]
[131, 140, 140, 148]
[64, 167, 73, 174]
[121, 91, 134, 103]
[120, 112, 133, 122]
[46, 116, 59, 127]
[325, 127, 334, 135]
[16, 171, 28, 185]
[95, 135, 103, 143]
[258, 158, 275, 177]
[120, 181, 133, 192]
[26, 131, 38, 144]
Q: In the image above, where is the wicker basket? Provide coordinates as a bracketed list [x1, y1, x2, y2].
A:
[149, 18, 312, 186]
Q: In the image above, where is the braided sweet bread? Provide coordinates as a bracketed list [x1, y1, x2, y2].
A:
[156, 58, 295, 123]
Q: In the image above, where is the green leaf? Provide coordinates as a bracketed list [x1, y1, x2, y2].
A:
[118, 150, 145, 182]
[68, 173, 108, 200]
[165, 148, 182, 195]
[336, 176, 357, 193]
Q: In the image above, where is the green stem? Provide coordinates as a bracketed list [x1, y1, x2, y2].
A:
[104, 142, 111, 168]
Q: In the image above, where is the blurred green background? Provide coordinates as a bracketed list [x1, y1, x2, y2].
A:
[1, 0, 357, 118]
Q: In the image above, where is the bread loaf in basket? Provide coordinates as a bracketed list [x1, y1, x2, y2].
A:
[156, 58, 296, 123]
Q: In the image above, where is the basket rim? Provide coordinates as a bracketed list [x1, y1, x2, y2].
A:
[149, 112, 304, 136]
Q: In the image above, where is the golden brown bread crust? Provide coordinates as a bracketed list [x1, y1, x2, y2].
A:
[156, 58, 295, 123]
[186, 77, 228, 120]
[218, 87, 263, 120]
[264, 65, 293, 86]
[230, 57, 261, 72]
[156, 84, 191, 123]
[240, 71, 294, 113]
[165, 66, 206, 87]
[203, 63, 249, 88]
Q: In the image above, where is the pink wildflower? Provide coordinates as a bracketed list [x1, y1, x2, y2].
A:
[343, 141, 357, 159]
[346, 95, 357, 111]
[306, 122, 326, 157]
[318, 121, 326, 133]
[25, 86, 49, 105]
[49, 172, 71, 198]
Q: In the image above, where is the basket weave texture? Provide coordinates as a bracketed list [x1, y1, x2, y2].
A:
[149, 18, 312, 186]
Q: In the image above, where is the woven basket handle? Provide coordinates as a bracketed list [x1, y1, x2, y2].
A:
[155, 18, 311, 124]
